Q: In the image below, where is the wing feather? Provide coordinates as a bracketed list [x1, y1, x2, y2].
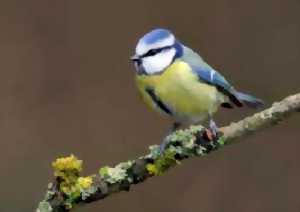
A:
[181, 46, 243, 107]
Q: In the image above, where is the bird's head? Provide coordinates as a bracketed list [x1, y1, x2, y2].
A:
[131, 28, 183, 75]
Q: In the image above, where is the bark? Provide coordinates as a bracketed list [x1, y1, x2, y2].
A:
[36, 93, 300, 212]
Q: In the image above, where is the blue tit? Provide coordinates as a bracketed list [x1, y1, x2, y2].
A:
[131, 28, 263, 141]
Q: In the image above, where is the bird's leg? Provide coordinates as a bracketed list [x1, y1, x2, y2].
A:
[204, 119, 220, 141]
[209, 119, 218, 137]
[159, 122, 181, 154]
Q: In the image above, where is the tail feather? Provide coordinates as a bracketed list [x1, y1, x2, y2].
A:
[234, 91, 264, 108]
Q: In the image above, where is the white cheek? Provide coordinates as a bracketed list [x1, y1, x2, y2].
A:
[142, 48, 176, 74]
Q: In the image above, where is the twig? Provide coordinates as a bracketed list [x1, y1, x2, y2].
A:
[36, 93, 300, 212]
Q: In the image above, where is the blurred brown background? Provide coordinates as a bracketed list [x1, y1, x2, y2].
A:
[0, 0, 299, 211]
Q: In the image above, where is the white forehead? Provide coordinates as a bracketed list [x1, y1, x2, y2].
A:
[135, 29, 175, 56]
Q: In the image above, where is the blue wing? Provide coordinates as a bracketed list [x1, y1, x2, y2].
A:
[191, 65, 232, 91]
[180, 46, 231, 89]
[181, 45, 243, 107]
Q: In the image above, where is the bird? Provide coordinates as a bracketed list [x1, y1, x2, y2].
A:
[131, 28, 263, 150]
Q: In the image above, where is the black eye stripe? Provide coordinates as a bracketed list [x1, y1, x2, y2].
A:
[141, 45, 173, 58]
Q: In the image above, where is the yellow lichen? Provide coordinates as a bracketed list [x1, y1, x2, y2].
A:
[51, 154, 85, 200]
[51, 155, 94, 201]
[60, 182, 80, 197]
[52, 154, 82, 174]
[77, 177, 93, 189]
[146, 164, 159, 176]
[146, 149, 178, 176]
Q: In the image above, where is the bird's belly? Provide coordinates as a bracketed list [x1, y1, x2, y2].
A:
[157, 77, 219, 123]
[136, 61, 223, 124]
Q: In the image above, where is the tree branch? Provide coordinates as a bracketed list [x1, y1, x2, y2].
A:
[36, 93, 300, 212]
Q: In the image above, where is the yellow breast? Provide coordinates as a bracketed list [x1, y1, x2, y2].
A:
[135, 60, 224, 123]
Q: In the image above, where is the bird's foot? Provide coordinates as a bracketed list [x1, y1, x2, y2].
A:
[204, 120, 220, 141]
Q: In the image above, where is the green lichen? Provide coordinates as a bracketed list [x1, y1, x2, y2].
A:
[169, 125, 203, 142]
[82, 187, 98, 200]
[167, 126, 204, 152]
[38, 124, 228, 210]
[217, 136, 226, 145]
[46, 125, 221, 209]
[145, 125, 206, 175]
[37, 201, 52, 212]
[147, 145, 161, 159]
[146, 149, 177, 176]
[189, 125, 205, 134]
[99, 161, 133, 184]
[195, 145, 207, 156]
[167, 129, 194, 144]
[44, 183, 55, 201]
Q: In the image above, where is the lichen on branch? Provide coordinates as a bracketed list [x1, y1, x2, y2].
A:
[37, 93, 300, 212]
[37, 125, 224, 212]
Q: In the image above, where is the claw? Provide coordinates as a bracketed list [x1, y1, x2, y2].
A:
[205, 129, 214, 141]
[201, 119, 220, 142]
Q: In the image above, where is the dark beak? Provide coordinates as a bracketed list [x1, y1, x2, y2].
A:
[130, 55, 140, 62]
